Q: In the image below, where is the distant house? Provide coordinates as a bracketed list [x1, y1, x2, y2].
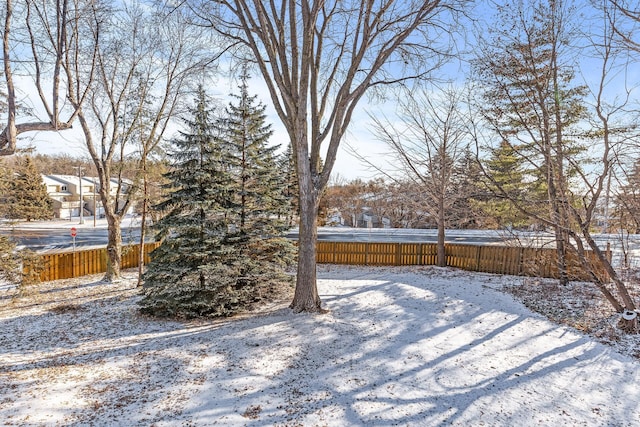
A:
[353, 209, 391, 229]
[42, 175, 132, 219]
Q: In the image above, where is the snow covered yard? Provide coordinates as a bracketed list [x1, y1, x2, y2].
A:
[1, 266, 639, 426]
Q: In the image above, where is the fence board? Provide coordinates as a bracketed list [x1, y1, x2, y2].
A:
[315, 241, 609, 282]
[25, 243, 161, 282]
[398, 243, 416, 265]
[25, 240, 609, 283]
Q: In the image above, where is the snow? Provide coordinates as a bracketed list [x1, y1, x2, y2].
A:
[1, 265, 639, 426]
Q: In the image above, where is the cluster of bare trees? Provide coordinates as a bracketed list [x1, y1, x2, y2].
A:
[470, 0, 640, 331]
[346, 0, 640, 330]
[189, 0, 467, 312]
[2, 0, 640, 330]
[1, 1, 213, 280]
[349, 85, 479, 267]
[1, 0, 466, 313]
[324, 1, 640, 329]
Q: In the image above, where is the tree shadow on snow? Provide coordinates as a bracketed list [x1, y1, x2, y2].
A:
[1, 265, 638, 425]
[180, 265, 635, 425]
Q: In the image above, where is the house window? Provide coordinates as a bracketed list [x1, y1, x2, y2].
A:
[61, 185, 67, 191]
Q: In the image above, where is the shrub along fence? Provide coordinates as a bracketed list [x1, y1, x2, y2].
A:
[24, 241, 608, 283]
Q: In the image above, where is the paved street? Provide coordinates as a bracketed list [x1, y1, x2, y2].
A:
[3, 219, 639, 267]
[286, 228, 514, 245]
[0, 215, 144, 252]
[9, 223, 514, 252]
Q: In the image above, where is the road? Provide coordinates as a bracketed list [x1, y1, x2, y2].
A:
[288, 228, 514, 244]
[4, 222, 639, 258]
[2, 226, 144, 252]
[7, 225, 511, 251]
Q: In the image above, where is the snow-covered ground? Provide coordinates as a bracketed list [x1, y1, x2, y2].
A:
[1, 265, 639, 426]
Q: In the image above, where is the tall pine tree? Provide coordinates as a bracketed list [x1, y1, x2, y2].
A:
[0, 234, 20, 284]
[280, 143, 299, 227]
[0, 159, 11, 218]
[140, 87, 240, 318]
[140, 84, 294, 319]
[615, 159, 640, 234]
[477, 141, 532, 229]
[474, 0, 587, 284]
[9, 156, 52, 221]
[221, 70, 296, 297]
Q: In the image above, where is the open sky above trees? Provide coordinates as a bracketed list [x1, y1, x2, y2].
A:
[10, 0, 637, 182]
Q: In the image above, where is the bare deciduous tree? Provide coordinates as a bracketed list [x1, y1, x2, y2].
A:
[473, 0, 639, 331]
[364, 85, 471, 267]
[609, 0, 640, 51]
[71, 4, 212, 281]
[1, 0, 97, 155]
[472, 0, 586, 285]
[188, 0, 465, 312]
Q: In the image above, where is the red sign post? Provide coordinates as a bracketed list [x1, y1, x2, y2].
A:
[70, 227, 77, 251]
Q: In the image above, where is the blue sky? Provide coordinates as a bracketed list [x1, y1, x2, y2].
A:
[12, 0, 640, 182]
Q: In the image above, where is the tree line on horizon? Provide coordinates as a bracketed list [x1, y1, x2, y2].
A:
[5, 147, 640, 237]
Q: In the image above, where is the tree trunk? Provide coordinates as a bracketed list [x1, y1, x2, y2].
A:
[137, 198, 147, 287]
[290, 179, 323, 313]
[137, 228, 145, 286]
[546, 163, 569, 285]
[104, 214, 122, 282]
[1, 0, 17, 156]
[553, 223, 569, 285]
[437, 200, 446, 267]
[582, 230, 636, 311]
[137, 162, 148, 287]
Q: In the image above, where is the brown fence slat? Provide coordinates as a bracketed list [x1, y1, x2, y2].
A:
[24, 243, 161, 282]
[315, 241, 609, 282]
[25, 240, 607, 283]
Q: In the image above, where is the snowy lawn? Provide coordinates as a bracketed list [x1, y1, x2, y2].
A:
[1, 265, 639, 426]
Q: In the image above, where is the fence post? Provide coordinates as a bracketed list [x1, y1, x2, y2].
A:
[364, 242, 369, 265]
[26, 240, 602, 283]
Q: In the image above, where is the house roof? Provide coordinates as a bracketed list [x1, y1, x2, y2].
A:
[41, 174, 129, 194]
[41, 175, 71, 186]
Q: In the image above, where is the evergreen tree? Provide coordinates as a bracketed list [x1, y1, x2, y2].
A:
[225, 71, 282, 230]
[222, 71, 296, 295]
[474, 0, 587, 283]
[140, 84, 294, 319]
[279, 143, 299, 227]
[446, 149, 486, 229]
[615, 159, 640, 233]
[140, 87, 240, 318]
[477, 141, 532, 229]
[9, 156, 52, 221]
[0, 235, 20, 284]
[0, 158, 41, 286]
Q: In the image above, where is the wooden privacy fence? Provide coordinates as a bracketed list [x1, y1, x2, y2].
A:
[27, 242, 162, 282]
[316, 241, 610, 282]
[26, 241, 608, 283]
